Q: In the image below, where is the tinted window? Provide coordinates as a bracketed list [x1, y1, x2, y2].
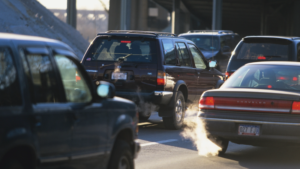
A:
[297, 43, 300, 61]
[188, 44, 206, 69]
[162, 39, 177, 65]
[55, 55, 92, 103]
[85, 37, 157, 63]
[176, 42, 192, 67]
[233, 39, 292, 61]
[222, 64, 300, 92]
[0, 48, 22, 106]
[21, 50, 59, 103]
[181, 36, 219, 51]
[220, 35, 232, 49]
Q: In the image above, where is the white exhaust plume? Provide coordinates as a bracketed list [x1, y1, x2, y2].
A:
[180, 106, 221, 156]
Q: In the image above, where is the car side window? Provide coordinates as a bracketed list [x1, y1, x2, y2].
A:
[54, 55, 92, 103]
[0, 47, 22, 106]
[175, 42, 192, 67]
[20, 49, 59, 103]
[297, 43, 300, 61]
[188, 44, 206, 69]
[162, 39, 177, 65]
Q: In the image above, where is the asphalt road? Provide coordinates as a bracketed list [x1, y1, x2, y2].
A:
[135, 112, 300, 169]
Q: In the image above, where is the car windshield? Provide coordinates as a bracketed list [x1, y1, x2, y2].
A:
[222, 64, 300, 92]
[233, 38, 292, 61]
[85, 37, 157, 63]
[181, 35, 219, 51]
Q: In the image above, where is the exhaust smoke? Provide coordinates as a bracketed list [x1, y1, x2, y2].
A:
[180, 106, 221, 156]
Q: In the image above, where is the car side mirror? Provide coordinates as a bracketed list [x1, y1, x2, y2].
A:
[222, 46, 231, 53]
[209, 60, 217, 68]
[97, 81, 115, 99]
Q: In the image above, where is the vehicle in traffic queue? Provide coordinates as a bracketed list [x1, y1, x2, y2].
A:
[179, 30, 240, 71]
[81, 30, 224, 130]
[0, 33, 139, 169]
[199, 61, 300, 155]
[226, 36, 300, 80]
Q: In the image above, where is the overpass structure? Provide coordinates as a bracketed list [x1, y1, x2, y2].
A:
[107, 0, 300, 37]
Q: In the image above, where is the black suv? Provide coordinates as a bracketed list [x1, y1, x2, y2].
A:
[0, 33, 139, 169]
[179, 30, 240, 71]
[81, 30, 223, 129]
[225, 36, 300, 80]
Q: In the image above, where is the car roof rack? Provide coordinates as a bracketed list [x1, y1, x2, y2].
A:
[187, 30, 234, 34]
[102, 30, 177, 37]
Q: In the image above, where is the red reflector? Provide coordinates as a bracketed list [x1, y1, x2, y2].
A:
[157, 78, 165, 85]
[267, 85, 272, 88]
[292, 101, 300, 114]
[257, 56, 266, 60]
[121, 40, 131, 43]
[199, 97, 215, 109]
[293, 77, 298, 81]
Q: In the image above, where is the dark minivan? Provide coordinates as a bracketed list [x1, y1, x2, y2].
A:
[82, 30, 223, 129]
[226, 36, 300, 80]
[0, 33, 139, 169]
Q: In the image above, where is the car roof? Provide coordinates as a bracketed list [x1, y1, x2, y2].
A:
[244, 35, 300, 41]
[246, 61, 300, 66]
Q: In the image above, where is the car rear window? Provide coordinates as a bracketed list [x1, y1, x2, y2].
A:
[222, 64, 300, 92]
[180, 35, 220, 51]
[233, 38, 293, 61]
[85, 37, 157, 63]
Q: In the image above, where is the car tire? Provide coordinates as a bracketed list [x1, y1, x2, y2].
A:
[108, 140, 134, 169]
[3, 160, 24, 169]
[163, 91, 185, 130]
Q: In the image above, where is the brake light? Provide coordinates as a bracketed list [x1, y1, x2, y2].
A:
[267, 85, 272, 89]
[199, 97, 215, 110]
[293, 77, 298, 81]
[225, 72, 233, 80]
[292, 101, 300, 114]
[157, 70, 166, 85]
[257, 56, 266, 60]
[75, 71, 81, 82]
[121, 40, 131, 43]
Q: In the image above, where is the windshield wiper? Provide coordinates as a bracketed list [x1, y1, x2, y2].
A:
[117, 54, 133, 62]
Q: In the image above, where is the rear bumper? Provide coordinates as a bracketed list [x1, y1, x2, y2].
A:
[200, 110, 300, 146]
[115, 91, 173, 105]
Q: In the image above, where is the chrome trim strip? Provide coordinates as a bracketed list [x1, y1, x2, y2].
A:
[86, 70, 98, 73]
[154, 91, 173, 96]
[40, 156, 69, 163]
[71, 152, 105, 160]
[215, 106, 290, 113]
[201, 117, 300, 126]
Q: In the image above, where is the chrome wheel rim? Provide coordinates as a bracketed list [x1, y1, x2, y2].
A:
[118, 156, 129, 169]
[175, 99, 183, 122]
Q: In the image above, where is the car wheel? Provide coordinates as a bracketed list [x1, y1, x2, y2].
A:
[3, 160, 24, 169]
[163, 91, 185, 130]
[108, 140, 134, 169]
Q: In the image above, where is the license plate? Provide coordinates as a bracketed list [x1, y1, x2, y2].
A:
[238, 124, 260, 136]
[111, 72, 127, 80]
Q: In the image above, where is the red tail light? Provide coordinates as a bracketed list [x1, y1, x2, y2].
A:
[257, 56, 266, 60]
[292, 101, 300, 114]
[75, 71, 81, 82]
[225, 72, 233, 80]
[157, 70, 166, 85]
[199, 97, 215, 109]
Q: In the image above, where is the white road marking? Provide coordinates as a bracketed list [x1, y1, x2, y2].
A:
[140, 139, 178, 147]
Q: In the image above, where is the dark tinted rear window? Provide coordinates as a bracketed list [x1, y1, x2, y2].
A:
[233, 38, 293, 61]
[85, 37, 157, 63]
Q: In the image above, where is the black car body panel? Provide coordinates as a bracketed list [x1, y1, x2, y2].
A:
[0, 33, 139, 169]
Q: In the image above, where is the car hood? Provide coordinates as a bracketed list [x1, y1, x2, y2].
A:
[201, 51, 219, 59]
